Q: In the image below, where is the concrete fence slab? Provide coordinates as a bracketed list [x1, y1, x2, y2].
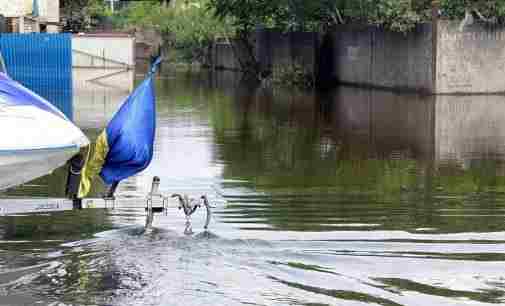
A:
[211, 21, 505, 94]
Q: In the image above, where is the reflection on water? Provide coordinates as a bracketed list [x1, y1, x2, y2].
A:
[1, 71, 505, 305]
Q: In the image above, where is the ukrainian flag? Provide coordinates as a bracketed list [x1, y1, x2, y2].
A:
[78, 58, 161, 198]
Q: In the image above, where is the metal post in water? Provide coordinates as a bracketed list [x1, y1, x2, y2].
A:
[171, 193, 214, 234]
[104, 181, 119, 209]
[145, 176, 162, 230]
[201, 195, 212, 230]
[150, 176, 160, 196]
[66, 153, 85, 210]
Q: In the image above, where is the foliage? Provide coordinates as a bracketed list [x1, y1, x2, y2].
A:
[207, 0, 433, 33]
[61, 0, 110, 32]
[116, 1, 233, 63]
[357, 0, 430, 32]
[440, 0, 505, 23]
[208, 0, 282, 35]
[207, 0, 505, 33]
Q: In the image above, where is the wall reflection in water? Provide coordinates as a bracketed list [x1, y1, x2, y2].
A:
[210, 72, 505, 233]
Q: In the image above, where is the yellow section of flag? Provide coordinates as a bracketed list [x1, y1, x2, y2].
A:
[78, 131, 110, 198]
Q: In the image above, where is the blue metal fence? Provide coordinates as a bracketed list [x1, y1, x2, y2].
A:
[0, 33, 73, 119]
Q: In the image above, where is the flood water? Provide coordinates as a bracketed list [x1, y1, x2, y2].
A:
[1, 70, 505, 305]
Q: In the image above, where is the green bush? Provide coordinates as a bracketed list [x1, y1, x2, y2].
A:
[115, 1, 233, 63]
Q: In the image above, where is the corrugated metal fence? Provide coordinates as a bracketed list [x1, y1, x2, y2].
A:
[0, 33, 73, 119]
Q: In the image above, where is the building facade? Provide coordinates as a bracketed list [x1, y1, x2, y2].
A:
[0, 0, 60, 33]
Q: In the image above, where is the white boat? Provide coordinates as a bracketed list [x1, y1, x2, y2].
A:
[0, 59, 89, 191]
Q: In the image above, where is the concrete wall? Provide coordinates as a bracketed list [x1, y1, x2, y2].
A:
[73, 68, 134, 93]
[436, 20, 505, 94]
[213, 41, 242, 70]
[213, 27, 433, 91]
[72, 35, 135, 114]
[331, 20, 505, 93]
[72, 34, 135, 68]
[435, 95, 505, 165]
[331, 24, 434, 92]
[211, 21, 505, 93]
[213, 29, 319, 76]
[257, 30, 318, 75]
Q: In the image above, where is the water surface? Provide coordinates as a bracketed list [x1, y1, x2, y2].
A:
[1, 71, 505, 306]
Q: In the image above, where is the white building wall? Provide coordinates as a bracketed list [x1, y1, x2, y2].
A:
[38, 0, 59, 23]
[0, 0, 59, 33]
[0, 0, 31, 17]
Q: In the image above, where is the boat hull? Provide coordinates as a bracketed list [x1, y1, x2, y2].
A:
[0, 72, 89, 191]
[0, 146, 79, 191]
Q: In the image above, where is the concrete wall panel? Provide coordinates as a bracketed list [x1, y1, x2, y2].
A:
[290, 32, 318, 75]
[333, 25, 373, 86]
[435, 95, 505, 163]
[214, 29, 318, 77]
[214, 42, 241, 70]
[437, 20, 505, 94]
[72, 35, 135, 68]
[332, 24, 433, 92]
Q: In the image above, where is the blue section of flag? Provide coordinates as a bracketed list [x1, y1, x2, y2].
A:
[99, 74, 157, 185]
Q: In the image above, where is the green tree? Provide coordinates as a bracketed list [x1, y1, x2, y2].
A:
[440, 0, 505, 23]
[61, 0, 109, 32]
[117, 1, 232, 64]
